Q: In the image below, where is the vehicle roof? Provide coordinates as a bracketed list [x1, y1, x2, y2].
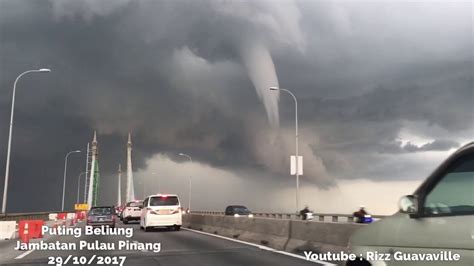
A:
[148, 194, 178, 197]
[226, 205, 249, 208]
[457, 142, 474, 152]
[126, 200, 143, 203]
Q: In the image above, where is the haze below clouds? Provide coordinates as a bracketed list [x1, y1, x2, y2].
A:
[0, 0, 472, 213]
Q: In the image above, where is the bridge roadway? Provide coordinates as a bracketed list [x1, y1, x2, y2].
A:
[4, 221, 330, 266]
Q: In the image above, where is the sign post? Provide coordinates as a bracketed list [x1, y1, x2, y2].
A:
[290, 155, 303, 176]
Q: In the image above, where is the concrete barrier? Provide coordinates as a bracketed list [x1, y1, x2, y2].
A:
[191, 211, 387, 223]
[0, 221, 17, 240]
[286, 218, 363, 253]
[183, 214, 365, 254]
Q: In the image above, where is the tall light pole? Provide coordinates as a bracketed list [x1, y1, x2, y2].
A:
[83, 142, 90, 204]
[117, 164, 122, 206]
[77, 172, 87, 204]
[179, 153, 192, 211]
[2, 68, 51, 214]
[270, 86, 300, 213]
[62, 150, 81, 211]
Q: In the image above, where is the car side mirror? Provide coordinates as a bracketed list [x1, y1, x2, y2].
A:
[399, 195, 419, 216]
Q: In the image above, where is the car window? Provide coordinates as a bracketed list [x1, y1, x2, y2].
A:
[150, 196, 179, 206]
[234, 207, 250, 214]
[89, 207, 114, 215]
[424, 153, 474, 216]
[127, 201, 142, 207]
[143, 197, 149, 207]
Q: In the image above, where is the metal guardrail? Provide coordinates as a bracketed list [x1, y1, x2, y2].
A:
[0, 210, 387, 223]
[0, 211, 74, 222]
[190, 211, 387, 223]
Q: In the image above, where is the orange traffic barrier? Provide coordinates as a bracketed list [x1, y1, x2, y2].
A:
[19, 220, 44, 240]
[76, 211, 86, 220]
[18, 221, 29, 246]
[29, 220, 44, 238]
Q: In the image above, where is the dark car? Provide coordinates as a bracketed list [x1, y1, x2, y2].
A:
[118, 203, 126, 220]
[225, 205, 253, 217]
[115, 205, 122, 216]
[87, 206, 116, 228]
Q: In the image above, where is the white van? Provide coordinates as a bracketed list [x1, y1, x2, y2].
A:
[347, 142, 474, 266]
[140, 194, 182, 231]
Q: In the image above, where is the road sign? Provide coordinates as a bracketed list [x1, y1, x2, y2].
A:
[290, 155, 303, 175]
[74, 203, 89, 211]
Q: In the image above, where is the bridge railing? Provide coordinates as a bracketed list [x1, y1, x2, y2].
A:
[190, 211, 387, 223]
[0, 211, 73, 222]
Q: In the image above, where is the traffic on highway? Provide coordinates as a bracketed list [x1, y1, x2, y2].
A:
[0, 0, 472, 265]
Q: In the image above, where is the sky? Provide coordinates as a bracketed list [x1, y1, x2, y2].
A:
[0, 0, 472, 214]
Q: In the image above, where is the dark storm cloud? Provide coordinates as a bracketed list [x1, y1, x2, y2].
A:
[418, 139, 461, 152]
[0, 0, 471, 211]
[377, 139, 460, 154]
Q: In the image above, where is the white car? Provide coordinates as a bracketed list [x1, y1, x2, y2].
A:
[140, 194, 182, 231]
[121, 200, 143, 224]
[347, 142, 474, 266]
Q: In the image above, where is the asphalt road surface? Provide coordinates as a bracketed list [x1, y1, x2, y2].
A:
[3, 221, 329, 266]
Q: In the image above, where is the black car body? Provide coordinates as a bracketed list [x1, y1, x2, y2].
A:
[87, 206, 116, 228]
[225, 205, 253, 217]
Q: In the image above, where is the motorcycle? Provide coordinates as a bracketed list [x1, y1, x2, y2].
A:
[363, 214, 373, 223]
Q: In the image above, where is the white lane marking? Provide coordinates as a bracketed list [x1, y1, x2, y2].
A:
[15, 249, 35, 259]
[183, 228, 336, 265]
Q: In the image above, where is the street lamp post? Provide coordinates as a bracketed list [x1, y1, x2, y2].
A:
[179, 153, 192, 211]
[83, 142, 90, 204]
[62, 150, 81, 211]
[270, 86, 300, 213]
[77, 172, 87, 204]
[2, 68, 51, 214]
